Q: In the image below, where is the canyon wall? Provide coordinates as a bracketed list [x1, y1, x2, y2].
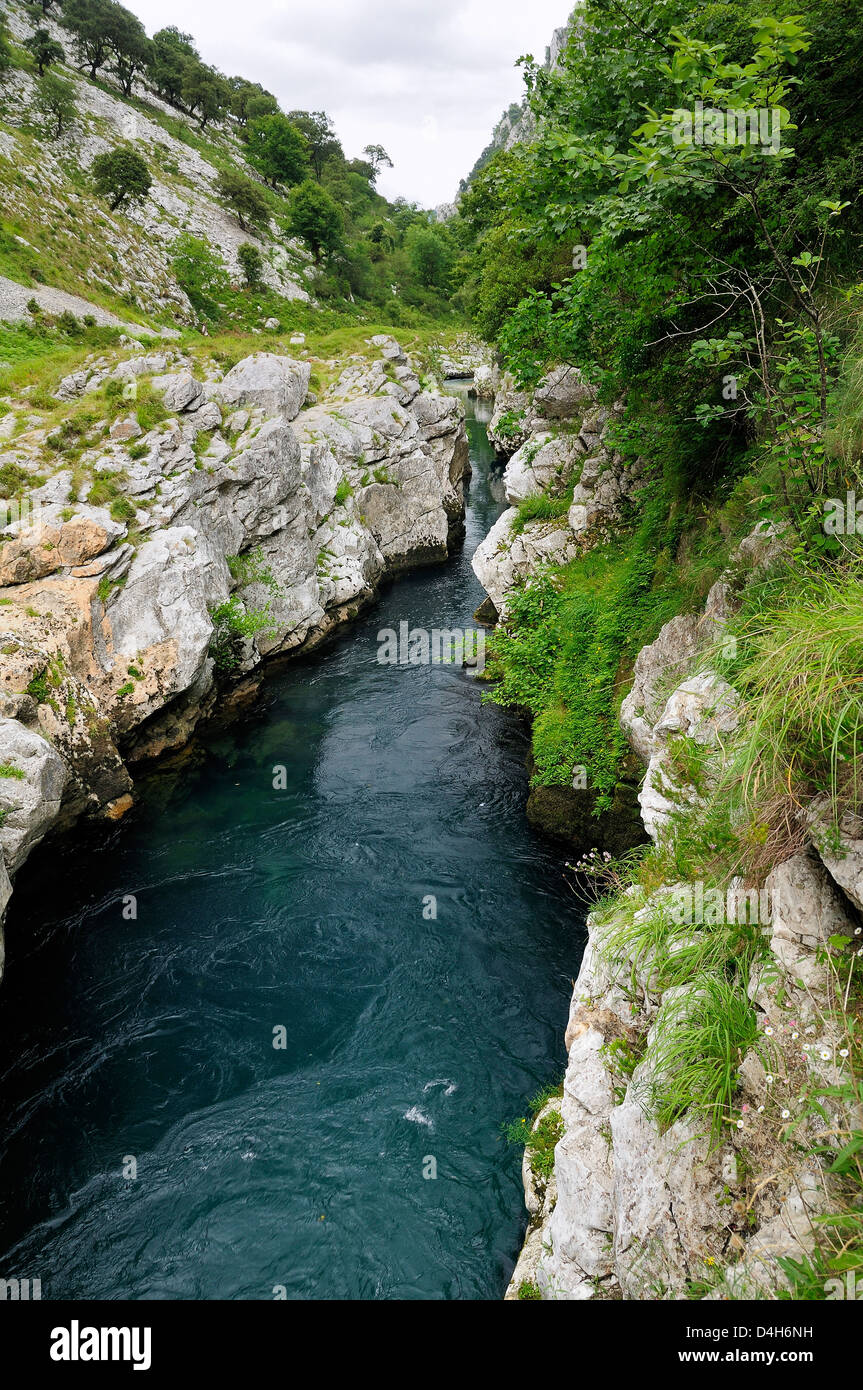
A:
[0, 335, 468, 968]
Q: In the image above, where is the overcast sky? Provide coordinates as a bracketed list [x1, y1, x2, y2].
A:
[130, 0, 572, 207]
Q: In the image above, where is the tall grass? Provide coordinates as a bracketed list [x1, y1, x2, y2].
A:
[706, 562, 863, 876]
[642, 974, 763, 1138]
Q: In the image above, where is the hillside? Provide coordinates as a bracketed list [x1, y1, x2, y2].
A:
[0, 0, 463, 345]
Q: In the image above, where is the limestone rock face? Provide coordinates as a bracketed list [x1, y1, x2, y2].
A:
[0, 718, 67, 873]
[105, 527, 230, 727]
[214, 353, 311, 420]
[472, 508, 579, 618]
[639, 672, 740, 842]
[487, 365, 594, 454]
[0, 506, 126, 584]
[0, 337, 468, 936]
[620, 615, 702, 763]
[153, 370, 206, 413]
[503, 433, 583, 505]
[534, 364, 594, 419]
[510, 851, 859, 1300]
[811, 805, 863, 913]
[472, 382, 643, 618]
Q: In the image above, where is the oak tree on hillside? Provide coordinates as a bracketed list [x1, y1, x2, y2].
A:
[287, 180, 343, 263]
[246, 114, 309, 188]
[105, 5, 151, 97]
[24, 28, 65, 76]
[92, 145, 151, 211]
[286, 111, 342, 181]
[146, 26, 197, 107]
[182, 62, 228, 129]
[216, 169, 269, 232]
[35, 71, 78, 138]
[64, 0, 114, 79]
[230, 78, 279, 128]
[362, 144, 393, 181]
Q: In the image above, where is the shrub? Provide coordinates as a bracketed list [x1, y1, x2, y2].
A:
[91, 147, 152, 212]
[237, 242, 264, 288]
[208, 593, 276, 676]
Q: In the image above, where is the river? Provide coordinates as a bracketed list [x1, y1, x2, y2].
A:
[0, 386, 585, 1300]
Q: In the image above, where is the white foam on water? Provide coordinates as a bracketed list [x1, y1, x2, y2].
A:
[404, 1106, 433, 1128]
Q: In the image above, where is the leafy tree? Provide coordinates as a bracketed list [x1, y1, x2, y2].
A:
[237, 242, 264, 287]
[182, 62, 228, 128]
[404, 223, 452, 290]
[148, 27, 197, 106]
[171, 232, 228, 317]
[246, 113, 309, 187]
[64, 0, 114, 79]
[462, 0, 863, 531]
[35, 71, 77, 137]
[103, 3, 151, 97]
[362, 143, 393, 180]
[216, 168, 269, 231]
[286, 179, 343, 262]
[25, 27, 65, 76]
[37, 0, 61, 12]
[228, 77, 278, 127]
[286, 110, 342, 180]
[91, 145, 151, 211]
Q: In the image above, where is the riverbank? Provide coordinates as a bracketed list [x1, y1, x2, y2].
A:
[468, 363, 863, 1302]
[0, 381, 585, 1299]
[0, 331, 470, 959]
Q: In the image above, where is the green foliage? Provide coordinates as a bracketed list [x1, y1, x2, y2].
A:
[404, 223, 452, 291]
[688, 559, 863, 880]
[286, 110, 342, 181]
[147, 26, 198, 107]
[517, 1280, 543, 1300]
[91, 146, 151, 211]
[34, 71, 78, 138]
[208, 593, 276, 677]
[171, 232, 228, 317]
[237, 242, 264, 288]
[0, 461, 28, 495]
[215, 169, 269, 232]
[109, 495, 136, 523]
[0, 15, 13, 79]
[181, 61, 229, 128]
[504, 1081, 565, 1181]
[26, 668, 50, 703]
[511, 491, 571, 534]
[24, 27, 64, 76]
[645, 969, 761, 1137]
[226, 547, 278, 592]
[486, 498, 689, 808]
[246, 114, 309, 188]
[287, 179, 343, 264]
[459, 0, 863, 511]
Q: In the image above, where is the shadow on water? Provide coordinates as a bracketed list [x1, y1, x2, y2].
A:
[0, 383, 586, 1300]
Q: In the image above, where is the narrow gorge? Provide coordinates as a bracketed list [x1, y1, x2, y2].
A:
[0, 0, 861, 1324]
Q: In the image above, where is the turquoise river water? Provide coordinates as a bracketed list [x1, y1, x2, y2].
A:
[0, 387, 585, 1300]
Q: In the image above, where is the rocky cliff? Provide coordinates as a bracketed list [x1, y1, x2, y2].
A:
[470, 368, 861, 1302]
[0, 333, 468, 969]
